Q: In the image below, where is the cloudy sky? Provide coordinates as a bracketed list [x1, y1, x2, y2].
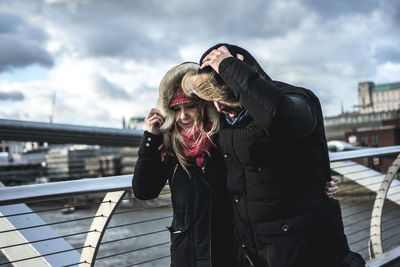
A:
[0, 0, 399, 128]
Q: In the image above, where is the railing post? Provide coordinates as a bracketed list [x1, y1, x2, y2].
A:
[369, 154, 400, 259]
[79, 190, 126, 267]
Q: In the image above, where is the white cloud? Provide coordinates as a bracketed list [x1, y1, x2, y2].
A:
[374, 63, 400, 84]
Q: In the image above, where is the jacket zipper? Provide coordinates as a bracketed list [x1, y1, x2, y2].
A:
[171, 163, 178, 188]
[201, 158, 208, 173]
[206, 163, 212, 267]
[209, 193, 212, 267]
[201, 158, 212, 267]
[194, 158, 212, 266]
[233, 194, 255, 266]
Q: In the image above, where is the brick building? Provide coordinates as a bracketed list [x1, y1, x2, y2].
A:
[345, 119, 400, 173]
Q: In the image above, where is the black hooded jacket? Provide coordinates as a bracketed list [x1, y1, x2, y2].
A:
[199, 44, 354, 267]
[132, 131, 236, 267]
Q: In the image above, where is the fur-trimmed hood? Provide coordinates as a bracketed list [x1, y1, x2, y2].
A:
[157, 62, 199, 135]
[157, 62, 199, 118]
[157, 62, 220, 150]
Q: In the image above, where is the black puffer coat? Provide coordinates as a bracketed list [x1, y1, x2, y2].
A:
[209, 51, 356, 266]
[132, 131, 236, 267]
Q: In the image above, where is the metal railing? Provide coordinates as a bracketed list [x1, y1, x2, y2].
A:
[0, 180, 172, 267]
[1, 146, 400, 266]
[330, 146, 400, 266]
[0, 119, 143, 147]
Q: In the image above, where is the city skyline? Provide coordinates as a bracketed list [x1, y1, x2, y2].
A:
[1, 0, 399, 128]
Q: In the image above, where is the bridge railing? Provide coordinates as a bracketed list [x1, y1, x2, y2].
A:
[0, 174, 173, 267]
[331, 146, 400, 266]
[1, 146, 400, 266]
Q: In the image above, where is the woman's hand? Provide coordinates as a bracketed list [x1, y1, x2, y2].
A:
[326, 176, 339, 198]
[145, 108, 165, 135]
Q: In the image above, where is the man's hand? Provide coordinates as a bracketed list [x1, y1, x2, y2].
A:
[326, 176, 339, 198]
[200, 45, 233, 74]
[145, 108, 165, 135]
[158, 144, 174, 162]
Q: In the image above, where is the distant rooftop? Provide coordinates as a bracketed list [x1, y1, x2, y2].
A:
[372, 82, 400, 92]
[355, 125, 396, 132]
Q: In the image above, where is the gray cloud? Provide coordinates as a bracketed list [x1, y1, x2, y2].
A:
[0, 0, 394, 66]
[381, 0, 400, 32]
[0, 91, 25, 101]
[30, 0, 301, 62]
[37, 0, 184, 61]
[84, 26, 181, 61]
[374, 43, 400, 63]
[39, 0, 394, 73]
[302, 0, 379, 19]
[4, 0, 385, 66]
[95, 76, 131, 100]
[0, 12, 54, 72]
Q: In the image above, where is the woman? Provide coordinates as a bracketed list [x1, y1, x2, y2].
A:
[132, 62, 339, 267]
[132, 62, 235, 267]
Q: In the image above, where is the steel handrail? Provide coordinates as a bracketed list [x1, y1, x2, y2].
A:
[0, 118, 143, 147]
[329, 145, 400, 162]
[0, 175, 132, 205]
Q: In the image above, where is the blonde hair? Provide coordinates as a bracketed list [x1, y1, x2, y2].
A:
[169, 99, 219, 175]
[182, 72, 242, 108]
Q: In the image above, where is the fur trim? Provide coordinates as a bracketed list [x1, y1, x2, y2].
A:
[157, 62, 199, 134]
[183, 72, 241, 108]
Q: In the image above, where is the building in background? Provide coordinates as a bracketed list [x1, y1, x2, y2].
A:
[324, 110, 400, 141]
[333, 80, 400, 173]
[358, 81, 400, 113]
[344, 119, 400, 173]
[128, 117, 146, 130]
[324, 81, 400, 141]
[46, 145, 124, 181]
[0, 141, 24, 155]
[0, 141, 47, 185]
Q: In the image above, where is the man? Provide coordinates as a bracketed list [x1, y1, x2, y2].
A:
[183, 44, 365, 267]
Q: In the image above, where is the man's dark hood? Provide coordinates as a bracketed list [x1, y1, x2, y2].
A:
[198, 43, 271, 82]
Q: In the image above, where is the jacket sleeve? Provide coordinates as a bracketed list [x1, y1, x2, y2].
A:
[132, 131, 168, 200]
[218, 57, 316, 139]
[274, 94, 317, 139]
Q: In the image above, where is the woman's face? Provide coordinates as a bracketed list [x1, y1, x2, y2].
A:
[171, 103, 200, 131]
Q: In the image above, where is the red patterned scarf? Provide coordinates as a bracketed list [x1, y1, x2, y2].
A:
[180, 124, 213, 168]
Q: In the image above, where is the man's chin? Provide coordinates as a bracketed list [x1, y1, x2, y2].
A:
[221, 110, 237, 120]
[228, 112, 238, 120]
